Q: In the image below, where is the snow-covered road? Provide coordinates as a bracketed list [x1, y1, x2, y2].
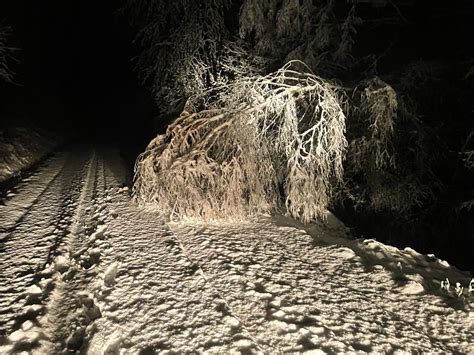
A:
[0, 147, 472, 353]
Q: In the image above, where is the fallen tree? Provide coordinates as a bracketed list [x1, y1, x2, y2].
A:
[133, 62, 348, 222]
[128, 0, 436, 224]
[133, 62, 431, 223]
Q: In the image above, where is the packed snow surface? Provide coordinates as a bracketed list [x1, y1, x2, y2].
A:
[0, 146, 472, 353]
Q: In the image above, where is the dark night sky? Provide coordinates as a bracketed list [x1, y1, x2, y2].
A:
[0, 0, 156, 146]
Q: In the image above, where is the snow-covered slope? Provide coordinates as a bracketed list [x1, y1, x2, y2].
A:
[0, 147, 472, 353]
[0, 118, 59, 184]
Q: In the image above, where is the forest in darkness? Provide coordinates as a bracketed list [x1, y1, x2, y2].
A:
[1, 0, 473, 271]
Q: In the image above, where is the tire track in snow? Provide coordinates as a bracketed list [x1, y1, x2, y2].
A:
[0, 151, 90, 346]
[0, 148, 105, 353]
[38, 150, 107, 353]
[40, 151, 117, 353]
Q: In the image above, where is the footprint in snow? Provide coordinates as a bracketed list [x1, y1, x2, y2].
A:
[90, 225, 107, 242]
[66, 327, 86, 351]
[104, 262, 119, 287]
[79, 294, 102, 321]
[25, 285, 43, 304]
[81, 248, 101, 269]
[54, 255, 70, 273]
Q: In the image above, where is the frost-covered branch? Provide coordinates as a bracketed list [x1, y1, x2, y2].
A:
[123, 0, 240, 111]
[240, 0, 362, 74]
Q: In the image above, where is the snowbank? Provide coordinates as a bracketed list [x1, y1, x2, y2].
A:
[0, 117, 59, 184]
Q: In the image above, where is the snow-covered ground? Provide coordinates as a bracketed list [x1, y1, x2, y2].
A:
[0, 119, 59, 184]
[0, 147, 472, 353]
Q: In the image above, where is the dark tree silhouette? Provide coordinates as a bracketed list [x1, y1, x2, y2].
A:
[0, 24, 15, 83]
